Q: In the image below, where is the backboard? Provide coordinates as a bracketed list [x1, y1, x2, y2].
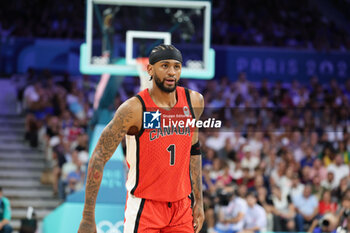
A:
[80, 0, 215, 79]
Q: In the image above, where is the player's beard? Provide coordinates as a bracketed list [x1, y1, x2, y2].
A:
[154, 73, 178, 93]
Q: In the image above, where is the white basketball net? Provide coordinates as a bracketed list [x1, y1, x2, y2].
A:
[136, 58, 153, 91]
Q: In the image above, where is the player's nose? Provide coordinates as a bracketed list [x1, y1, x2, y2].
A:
[167, 65, 176, 76]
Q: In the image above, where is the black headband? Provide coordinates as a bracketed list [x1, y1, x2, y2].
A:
[149, 47, 183, 65]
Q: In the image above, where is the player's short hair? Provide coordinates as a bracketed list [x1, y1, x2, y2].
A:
[150, 44, 180, 57]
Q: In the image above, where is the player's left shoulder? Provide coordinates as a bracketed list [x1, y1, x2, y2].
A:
[186, 88, 204, 119]
[187, 89, 204, 109]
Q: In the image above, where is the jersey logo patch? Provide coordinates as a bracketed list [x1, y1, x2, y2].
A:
[183, 106, 190, 117]
[144, 110, 161, 129]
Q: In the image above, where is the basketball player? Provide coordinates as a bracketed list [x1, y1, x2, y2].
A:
[78, 44, 205, 233]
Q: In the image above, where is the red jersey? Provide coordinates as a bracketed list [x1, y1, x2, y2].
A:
[125, 87, 195, 202]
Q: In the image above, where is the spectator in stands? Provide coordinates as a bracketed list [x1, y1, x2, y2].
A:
[0, 187, 12, 233]
[250, 174, 265, 193]
[312, 175, 324, 200]
[262, 148, 279, 177]
[256, 186, 272, 209]
[318, 190, 337, 216]
[236, 168, 254, 190]
[202, 148, 216, 168]
[66, 119, 84, 143]
[215, 189, 247, 233]
[271, 159, 286, 188]
[301, 165, 312, 184]
[322, 146, 336, 167]
[240, 145, 259, 175]
[332, 176, 349, 201]
[309, 158, 327, 181]
[218, 138, 236, 161]
[290, 131, 304, 163]
[45, 116, 62, 161]
[279, 166, 294, 196]
[216, 161, 234, 188]
[255, 186, 274, 230]
[300, 146, 317, 169]
[237, 184, 249, 199]
[58, 144, 85, 199]
[235, 72, 250, 99]
[51, 137, 67, 197]
[23, 80, 43, 148]
[209, 158, 225, 185]
[321, 170, 338, 190]
[271, 185, 296, 232]
[66, 164, 85, 195]
[284, 149, 298, 169]
[338, 141, 350, 164]
[74, 133, 88, 153]
[206, 132, 226, 152]
[337, 196, 350, 227]
[66, 84, 86, 120]
[240, 192, 267, 233]
[45, 116, 61, 141]
[309, 132, 323, 155]
[60, 110, 74, 130]
[328, 154, 349, 187]
[203, 166, 216, 195]
[294, 184, 319, 231]
[230, 160, 243, 181]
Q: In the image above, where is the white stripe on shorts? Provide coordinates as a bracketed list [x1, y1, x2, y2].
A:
[124, 193, 143, 233]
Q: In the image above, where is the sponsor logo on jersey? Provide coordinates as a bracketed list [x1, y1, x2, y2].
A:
[143, 110, 161, 129]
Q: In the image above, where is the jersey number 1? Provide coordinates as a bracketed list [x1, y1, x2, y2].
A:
[167, 144, 175, 166]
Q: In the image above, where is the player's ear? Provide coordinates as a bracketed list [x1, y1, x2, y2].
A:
[147, 64, 154, 76]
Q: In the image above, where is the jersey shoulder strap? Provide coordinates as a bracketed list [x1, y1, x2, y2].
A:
[134, 91, 146, 137]
[183, 87, 196, 119]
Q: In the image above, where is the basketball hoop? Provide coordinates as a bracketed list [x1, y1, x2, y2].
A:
[136, 57, 152, 91]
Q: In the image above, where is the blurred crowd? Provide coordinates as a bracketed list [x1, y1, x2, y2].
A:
[0, 0, 85, 39]
[1, 0, 350, 51]
[15, 69, 96, 199]
[212, 0, 350, 51]
[182, 74, 350, 233]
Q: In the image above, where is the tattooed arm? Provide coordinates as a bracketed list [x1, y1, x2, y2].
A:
[78, 98, 141, 233]
[189, 90, 205, 233]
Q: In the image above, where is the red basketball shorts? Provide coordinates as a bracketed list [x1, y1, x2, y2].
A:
[123, 193, 194, 233]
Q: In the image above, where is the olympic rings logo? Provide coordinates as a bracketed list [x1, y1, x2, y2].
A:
[96, 220, 124, 233]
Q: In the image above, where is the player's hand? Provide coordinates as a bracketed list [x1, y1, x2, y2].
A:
[78, 218, 97, 233]
[193, 202, 205, 233]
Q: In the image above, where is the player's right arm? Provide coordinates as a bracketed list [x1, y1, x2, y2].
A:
[78, 97, 142, 233]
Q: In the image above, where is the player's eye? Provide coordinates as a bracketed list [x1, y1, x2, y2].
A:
[162, 64, 168, 68]
[175, 65, 180, 69]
